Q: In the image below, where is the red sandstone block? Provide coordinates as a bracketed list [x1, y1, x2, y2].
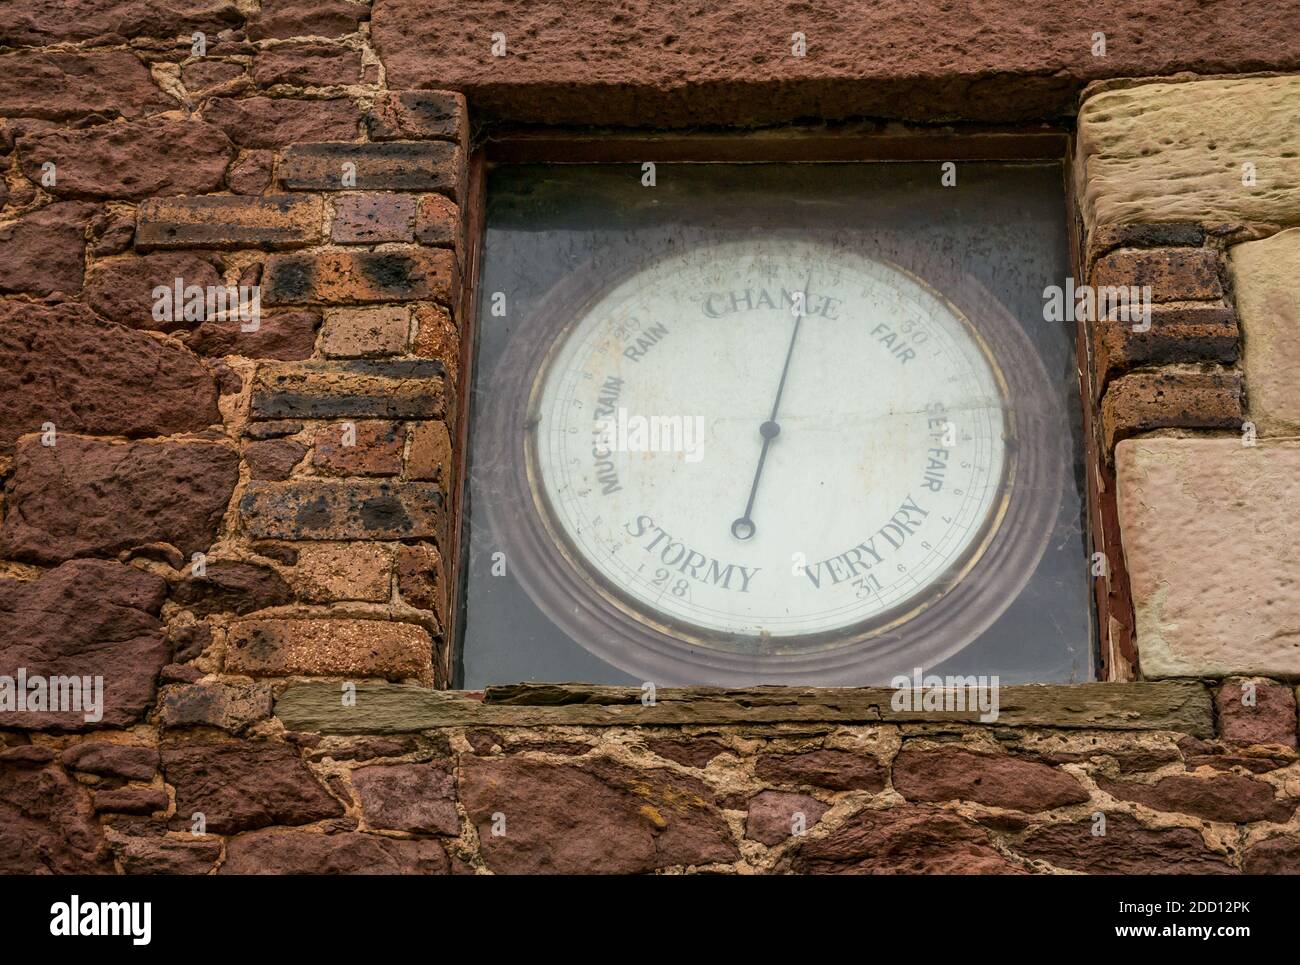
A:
[1216, 679, 1298, 747]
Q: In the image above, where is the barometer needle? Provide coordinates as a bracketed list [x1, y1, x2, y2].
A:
[731, 270, 813, 541]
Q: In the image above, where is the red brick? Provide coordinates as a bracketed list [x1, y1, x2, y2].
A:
[415, 193, 459, 248]
[368, 90, 467, 142]
[312, 420, 404, 476]
[407, 420, 451, 484]
[321, 305, 410, 356]
[1101, 367, 1243, 453]
[136, 194, 323, 251]
[1092, 303, 1239, 395]
[224, 618, 433, 681]
[332, 194, 416, 243]
[264, 246, 455, 305]
[1092, 247, 1225, 303]
[279, 141, 461, 196]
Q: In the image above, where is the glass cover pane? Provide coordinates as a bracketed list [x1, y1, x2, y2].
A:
[459, 162, 1093, 688]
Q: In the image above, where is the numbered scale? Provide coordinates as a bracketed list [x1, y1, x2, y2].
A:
[483, 236, 1064, 685]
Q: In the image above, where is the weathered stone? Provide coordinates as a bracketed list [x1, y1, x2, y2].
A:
[250, 359, 446, 420]
[94, 787, 167, 814]
[244, 438, 308, 480]
[1101, 367, 1242, 452]
[19, 117, 234, 201]
[313, 420, 404, 476]
[221, 828, 448, 874]
[202, 96, 360, 150]
[111, 829, 221, 875]
[0, 745, 55, 765]
[159, 681, 274, 733]
[755, 748, 886, 792]
[745, 790, 828, 846]
[253, 43, 362, 88]
[189, 308, 321, 360]
[240, 479, 444, 542]
[224, 618, 433, 682]
[264, 246, 455, 305]
[247, 0, 367, 40]
[83, 251, 222, 331]
[791, 804, 1024, 874]
[1079, 76, 1300, 234]
[1242, 836, 1300, 874]
[0, 436, 239, 565]
[415, 193, 459, 248]
[61, 742, 158, 781]
[1231, 227, 1300, 435]
[279, 142, 461, 194]
[0, 301, 219, 455]
[0, 0, 242, 46]
[0, 49, 171, 119]
[1098, 773, 1294, 824]
[1017, 813, 1234, 874]
[645, 738, 728, 769]
[172, 560, 292, 618]
[0, 201, 95, 295]
[460, 755, 738, 873]
[136, 194, 323, 250]
[0, 760, 111, 873]
[88, 207, 136, 255]
[1091, 247, 1224, 303]
[1117, 437, 1300, 678]
[1217, 679, 1297, 747]
[395, 543, 445, 622]
[368, 90, 467, 142]
[352, 762, 458, 834]
[183, 59, 247, 96]
[331, 194, 417, 244]
[161, 740, 341, 834]
[166, 623, 212, 663]
[246, 420, 305, 441]
[1092, 303, 1239, 394]
[321, 305, 410, 357]
[893, 746, 1088, 811]
[226, 149, 274, 194]
[276, 680, 1217, 735]
[291, 542, 393, 603]
[407, 420, 451, 484]
[0, 560, 167, 730]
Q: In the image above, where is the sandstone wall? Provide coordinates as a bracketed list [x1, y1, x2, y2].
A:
[1, 1, 1300, 874]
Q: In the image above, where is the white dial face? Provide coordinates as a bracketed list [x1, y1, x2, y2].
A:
[531, 238, 1008, 645]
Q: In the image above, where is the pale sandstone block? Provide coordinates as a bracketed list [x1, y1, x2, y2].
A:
[1116, 436, 1300, 678]
[1230, 227, 1300, 435]
[1077, 76, 1300, 235]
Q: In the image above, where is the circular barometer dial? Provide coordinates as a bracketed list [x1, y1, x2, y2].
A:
[488, 236, 1062, 684]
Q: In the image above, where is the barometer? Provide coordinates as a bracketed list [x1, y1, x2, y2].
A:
[483, 234, 1064, 685]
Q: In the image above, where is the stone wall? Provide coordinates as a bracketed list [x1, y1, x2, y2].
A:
[2, 1, 1300, 875]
